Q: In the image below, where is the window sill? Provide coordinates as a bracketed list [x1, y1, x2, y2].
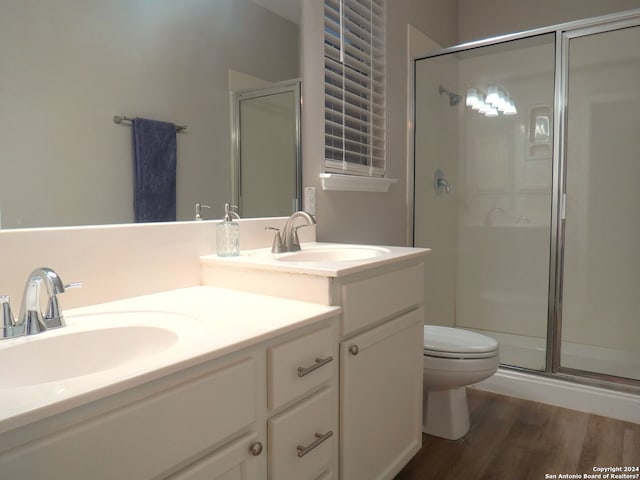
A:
[320, 174, 398, 193]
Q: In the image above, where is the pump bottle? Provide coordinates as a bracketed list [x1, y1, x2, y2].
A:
[216, 203, 240, 256]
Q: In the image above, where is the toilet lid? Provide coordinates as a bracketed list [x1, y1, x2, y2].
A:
[423, 326, 498, 355]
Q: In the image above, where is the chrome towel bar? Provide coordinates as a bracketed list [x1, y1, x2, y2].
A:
[113, 115, 187, 132]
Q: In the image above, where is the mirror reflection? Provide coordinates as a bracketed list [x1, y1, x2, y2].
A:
[233, 80, 300, 218]
[0, 0, 300, 229]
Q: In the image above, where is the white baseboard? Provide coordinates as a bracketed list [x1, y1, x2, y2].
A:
[472, 368, 640, 424]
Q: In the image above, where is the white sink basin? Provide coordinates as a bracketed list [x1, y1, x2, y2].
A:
[203, 242, 426, 278]
[252, 245, 390, 264]
[0, 311, 197, 388]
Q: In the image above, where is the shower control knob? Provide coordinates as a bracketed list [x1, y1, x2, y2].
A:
[249, 441, 263, 456]
[349, 344, 359, 356]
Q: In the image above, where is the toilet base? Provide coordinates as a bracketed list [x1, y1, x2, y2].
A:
[423, 387, 470, 440]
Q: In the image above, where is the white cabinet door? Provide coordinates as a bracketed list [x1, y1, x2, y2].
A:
[340, 308, 424, 480]
[167, 432, 263, 480]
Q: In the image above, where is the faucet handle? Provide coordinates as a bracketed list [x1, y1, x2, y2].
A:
[266, 227, 285, 253]
[45, 282, 82, 329]
[0, 295, 17, 339]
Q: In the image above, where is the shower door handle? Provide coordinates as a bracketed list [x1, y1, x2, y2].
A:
[434, 169, 451, 195]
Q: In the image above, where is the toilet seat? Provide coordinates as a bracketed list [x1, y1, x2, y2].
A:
[424, 348, 498, 360]
[424, 326, 498, 360]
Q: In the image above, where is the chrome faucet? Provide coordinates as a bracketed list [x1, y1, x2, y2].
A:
[7, 268, 81, 337]
[269, 211, 316, 253]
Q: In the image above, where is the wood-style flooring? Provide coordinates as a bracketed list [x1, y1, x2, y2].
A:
[395, 388, 640, 480]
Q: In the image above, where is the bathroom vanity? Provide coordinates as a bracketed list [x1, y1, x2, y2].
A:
[0, 287, 340, 480]
[0, 242, 429, 480]
[201, 243, 429, 480]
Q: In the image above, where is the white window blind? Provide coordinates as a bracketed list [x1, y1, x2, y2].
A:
[324, 0, 386, 177]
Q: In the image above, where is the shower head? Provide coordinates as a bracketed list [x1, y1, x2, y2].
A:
[438, 85, 462, 106]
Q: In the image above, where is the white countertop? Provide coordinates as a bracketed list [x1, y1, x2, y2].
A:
[0, 286, 339, 435]
[201, 242, 431, 277]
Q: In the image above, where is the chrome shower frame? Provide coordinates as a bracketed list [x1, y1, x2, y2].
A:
[411, 8, 640, 393]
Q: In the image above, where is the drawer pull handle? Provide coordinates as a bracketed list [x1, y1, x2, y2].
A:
[349, 344, 359, 355]
[297, 355, 333, 378]
[249, 441, 263, 456]
[296, 430, 334, 458]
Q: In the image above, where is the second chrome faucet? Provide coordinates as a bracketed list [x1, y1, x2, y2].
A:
[268, 211, 317, 253]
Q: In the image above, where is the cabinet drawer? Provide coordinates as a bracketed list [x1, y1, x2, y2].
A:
[0, 357, 257, 480]
[268, 326, 334, 410]
[341, 264, 424, 336]
[268, 387, 336, 480]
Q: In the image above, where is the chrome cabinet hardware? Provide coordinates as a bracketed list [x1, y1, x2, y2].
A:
[296, 430, 333, 458]
[249, 441, 263, 456]
[297, 356, 334, 378]
[349, 344, 359, 355]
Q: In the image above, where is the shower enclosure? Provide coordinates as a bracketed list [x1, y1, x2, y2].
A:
[413, 9, 640, 389]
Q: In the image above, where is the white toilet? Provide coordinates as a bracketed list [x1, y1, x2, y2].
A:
[422, 325, 499, 440]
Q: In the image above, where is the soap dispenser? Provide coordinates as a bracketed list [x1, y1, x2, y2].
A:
[216, 203, 240, 257]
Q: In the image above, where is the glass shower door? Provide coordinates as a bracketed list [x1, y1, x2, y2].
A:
[414, 34, 556, 371]
[560, 24, 640, 381]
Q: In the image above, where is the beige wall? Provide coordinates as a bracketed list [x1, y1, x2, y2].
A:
[0, 0, 298, 229]
[459, 0, 640, 43]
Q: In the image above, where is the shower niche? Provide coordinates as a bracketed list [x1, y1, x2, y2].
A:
[527, 105, 552, 159]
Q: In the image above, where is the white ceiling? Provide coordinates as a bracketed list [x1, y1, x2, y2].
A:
[250, 0, 300, 25]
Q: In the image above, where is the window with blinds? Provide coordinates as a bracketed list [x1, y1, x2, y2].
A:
[324, 0, 386, 177]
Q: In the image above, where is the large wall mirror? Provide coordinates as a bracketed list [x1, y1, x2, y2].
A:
[0, 0, 301, 229]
